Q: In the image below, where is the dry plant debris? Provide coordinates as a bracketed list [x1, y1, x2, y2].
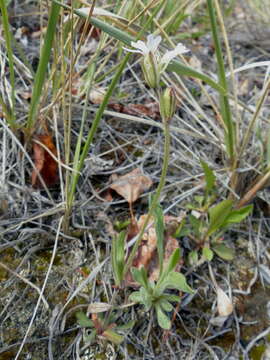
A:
[126, 214, 184, 286]
[216, 287, 233, 317]
[110, 168, 153, 204]
[108, 102, 160, 120]
[31, 133, 58, 188]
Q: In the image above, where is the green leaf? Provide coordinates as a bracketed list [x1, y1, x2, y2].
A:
[112, 230, 126, 286]
[212, 244, 234, 260]
[102, 329, 124, 345]
[189, 214, 202, 237]
[166, 272, 194, 293]
[129, 287, 152, 309]
[159, 298, 173, 312]
[167, 60, 226, 94]
[131, 267, 149, 289]
[75, 311, 94, 328]
[0, 0, 16, 125]
[202, 247, 214, 261]
[139, 286, 152, 310]
[114, 219, 130, 231]
[194, 195, 204, 206]
[84, 329, 97, 344]
[163, 294, 180, 303]
[173, 219, 190, 238]
[27, 1, 61, 129]
[157, 248, 181, 287]
[155, 305, 171, 330]
[116, 320, 136, 330]
[207, 199, 234, 236]
[201, 160, 216, 192]
[188, 250, 198, 266]
[129, 291, 142, 303]
[222, 205, 253, 226]
[154, 203, 165, 275]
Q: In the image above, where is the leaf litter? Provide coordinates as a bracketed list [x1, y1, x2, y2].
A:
[110, 168, 153, 204]
[31, 133, 59, 188]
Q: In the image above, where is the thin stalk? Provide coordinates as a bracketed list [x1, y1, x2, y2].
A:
[123, 120, 171, 276]
[64, 1, 74, 226]
[213, 0, 240, 144]
[26, 1, 61, 132]
[239, 77, 270, 158]
[0, 0, 15, 126]
[207, 0, 235, 163]
[66, 54, 131, 209]
[64, 59, 97, 221]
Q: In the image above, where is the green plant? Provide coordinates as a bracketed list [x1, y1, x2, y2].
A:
[76, 310, 134, 345]
[112, 204, 193, 330]
[0, 0, 16, 126]
[179, 161, 253, 263]
[129, 248, 193, 330]
[26, 2, 61, 132]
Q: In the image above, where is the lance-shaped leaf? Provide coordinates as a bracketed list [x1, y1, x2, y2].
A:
[155, 305, 171, 330]
[221, 205, 253, 226]
[112, 230, 126, 286]
[207, 199, 234, 236]
[201, 160, 216, 193]
[76, 311, 94, 328]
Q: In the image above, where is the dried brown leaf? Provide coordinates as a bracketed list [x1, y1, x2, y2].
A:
[110, 168, 152, 204]
[108, 102, 160, 120]
[126, 213, 185, 286]
[31, 134, 58, 188]
[217, 287, 233, 317]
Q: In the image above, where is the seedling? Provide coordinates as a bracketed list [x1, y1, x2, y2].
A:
[179, 161, 253, 263]
[76, 310, 134, 345]
[129, 248, 193, 330]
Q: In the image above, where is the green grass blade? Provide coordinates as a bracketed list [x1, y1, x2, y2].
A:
[112, 231, 126, 286]
[0, 0, 16, 126]
[207, 0, 235, 162]
[26, 1, 61, 131]
[167, 60, 225, 94]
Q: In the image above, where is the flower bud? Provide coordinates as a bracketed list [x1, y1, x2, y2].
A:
[159, 87, 176, 122]
[141, 52, 160, 88]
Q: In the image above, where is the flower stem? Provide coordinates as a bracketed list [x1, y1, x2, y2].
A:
[123, 119, 171, 275]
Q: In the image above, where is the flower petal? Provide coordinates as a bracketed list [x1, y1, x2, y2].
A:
[130, 40, 150, 55]
[160, 43, 190, 67]
[122, 46, 144, 54]
[146, 34, 162, 52]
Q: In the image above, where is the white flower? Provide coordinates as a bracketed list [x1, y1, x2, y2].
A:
[125, 35, 189, 67]
[124, 34, 190, 87]
[125, 34, 162, 55]
[160, 43, 189, 70]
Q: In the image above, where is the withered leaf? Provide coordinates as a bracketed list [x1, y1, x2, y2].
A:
[31, 134, 58, 188]
[126, 213, 185, 286]
[110, 168, 152, 204]
[217, 287, 233, 317]
[108, 102, 160, 120]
